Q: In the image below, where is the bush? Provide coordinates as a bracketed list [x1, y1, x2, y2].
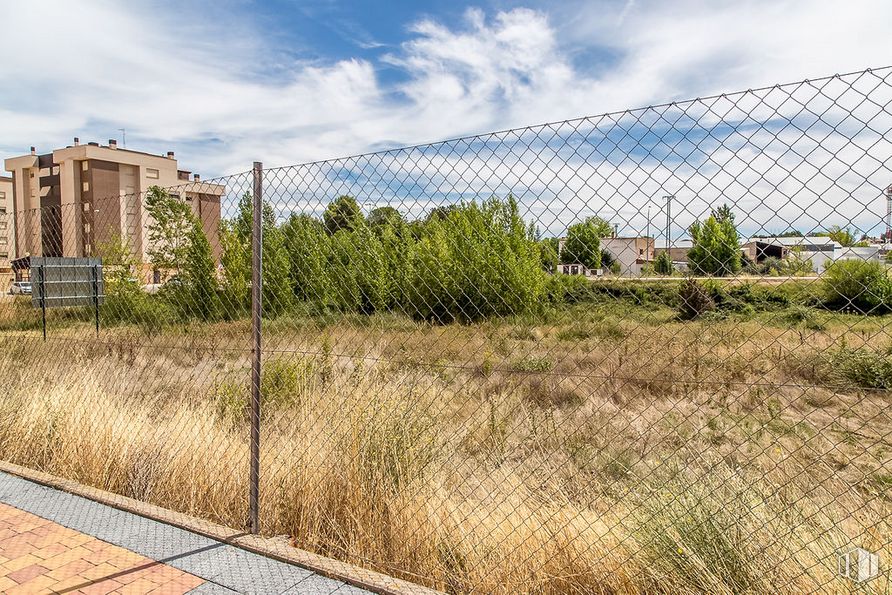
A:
[822, 259, 892, 313]
[102, 290, 175, 335]
[544, 274, 591, 305]
[654, 251, 674, 275]
[829, 348, 892, 389]
[406, 197, 545, 321]
[678, 277, 716, 319]
[511, 357, 554, 372]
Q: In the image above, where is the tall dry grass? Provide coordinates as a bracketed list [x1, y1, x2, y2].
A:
[0, 309, 889, 593]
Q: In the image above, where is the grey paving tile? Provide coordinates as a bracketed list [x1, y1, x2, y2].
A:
[0, 471, 373, 595]
[282, 574, 362, 594]
[169, 544, 314, 594]
[186, 582, 241, 594]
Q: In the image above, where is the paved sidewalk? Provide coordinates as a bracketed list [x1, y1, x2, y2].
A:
[0, 472, 369, 594]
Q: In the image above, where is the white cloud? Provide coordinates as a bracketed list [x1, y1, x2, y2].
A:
[2, 1, 891, 236]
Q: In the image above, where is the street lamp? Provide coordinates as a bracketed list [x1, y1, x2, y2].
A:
[662, 194, 675, 251]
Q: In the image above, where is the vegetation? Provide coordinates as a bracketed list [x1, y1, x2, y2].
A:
[560, 216, 611, 271]
[4, 188, 891, 593]
[822, 259, 892, 313]
[653, 250, 674, 275]
[687, 204, 742, 276]
[144, 186, 195, 278]
[0, 299, 889, 594]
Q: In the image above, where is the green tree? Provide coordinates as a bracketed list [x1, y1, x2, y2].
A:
[712, 203, 735, 224]
[367, 206, 405, 231]
[97, 234, 140, 294]
[406, 196, 545, 321]
[144, 186, 193, 278]
[654, 250, 674, 275]
[281, 214, 332, 307]
[587, 216, 614, 238]
[219, 220, 251, 318]
[688, 214, 741, 276]
[819, 225, 857, 247]
[561, 218, 605, 270]
[538, 237, 559, 273]
[182, 216, 219, 321]
[220, 192, 292, 318]
[324, 195, 363, 235]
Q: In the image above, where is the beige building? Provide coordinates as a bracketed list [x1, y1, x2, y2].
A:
[4, 140, 223, 281]
[0, 175, 12, 274]
[557, 235, 655, 276]
[601, 236, 655, 276]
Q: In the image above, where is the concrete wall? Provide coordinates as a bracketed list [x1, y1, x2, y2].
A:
[602, 237, 654, 276]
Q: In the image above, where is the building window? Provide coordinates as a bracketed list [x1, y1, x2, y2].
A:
[0, 192, 5, 200]
[82, 182, 89, 192]
[81, 161, 89, 172]
[146, 168, 160, 179]
[52, 166, 60, 175]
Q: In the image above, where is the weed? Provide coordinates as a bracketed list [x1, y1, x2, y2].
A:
[511, 356, 554, 372]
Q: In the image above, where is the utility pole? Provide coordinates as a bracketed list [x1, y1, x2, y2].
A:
[662, 194, 675, 252]
[885, 185, 892, 242]
[118, 128, 126, 148]
[646, 204, 652, 262]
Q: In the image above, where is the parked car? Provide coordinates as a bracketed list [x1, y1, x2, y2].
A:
[9, 281, 32, 295]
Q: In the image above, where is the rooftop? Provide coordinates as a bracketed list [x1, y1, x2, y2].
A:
[745, 236, 843, 248]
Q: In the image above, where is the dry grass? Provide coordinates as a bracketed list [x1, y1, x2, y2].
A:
[0, 305, 889, 593]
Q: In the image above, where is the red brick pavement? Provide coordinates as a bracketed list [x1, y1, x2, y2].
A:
[0, 502, 204, 594]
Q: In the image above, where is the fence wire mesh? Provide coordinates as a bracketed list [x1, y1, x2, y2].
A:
[2, 67, 892, 593]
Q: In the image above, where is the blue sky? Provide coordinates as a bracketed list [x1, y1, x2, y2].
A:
[2, 0, 892, 239]
[2, 0, 889, 177]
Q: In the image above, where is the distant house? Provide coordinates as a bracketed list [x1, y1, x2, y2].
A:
[556, 235, 654, 277]
[556, 263, 602, 277]
[653, 239, 693, 268]
[741, 236, 881, 273]
[601, 237, 655, 276]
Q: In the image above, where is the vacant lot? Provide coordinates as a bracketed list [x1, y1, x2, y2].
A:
[0, 293, 889, 593]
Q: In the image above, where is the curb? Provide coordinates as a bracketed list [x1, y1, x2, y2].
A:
[0, 460, 441, 595]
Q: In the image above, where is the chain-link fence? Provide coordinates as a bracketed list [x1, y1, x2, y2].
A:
[1, 66, 891, 593]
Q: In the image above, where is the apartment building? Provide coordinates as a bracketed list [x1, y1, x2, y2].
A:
[4, 140, 223, 281]
[0, 176, 12, 273]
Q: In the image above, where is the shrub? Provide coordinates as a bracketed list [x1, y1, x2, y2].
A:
[829, 348, 892, 389]
[780, 305, 824, 331]
[511, 357, 554, 372]
[544, 273, 590, 305]
[687, 211, 741, 276]
[654, 251, 674, 275]
[406, 197, 546, 321]
[822, 259, 892, 313]
[102, 290, 175, 334]
[678, 277, 716, 319]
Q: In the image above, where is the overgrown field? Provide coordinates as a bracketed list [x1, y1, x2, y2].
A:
[0, 284, 890, 593]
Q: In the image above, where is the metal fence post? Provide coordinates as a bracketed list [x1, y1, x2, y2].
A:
[249, 161, 263, 534]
